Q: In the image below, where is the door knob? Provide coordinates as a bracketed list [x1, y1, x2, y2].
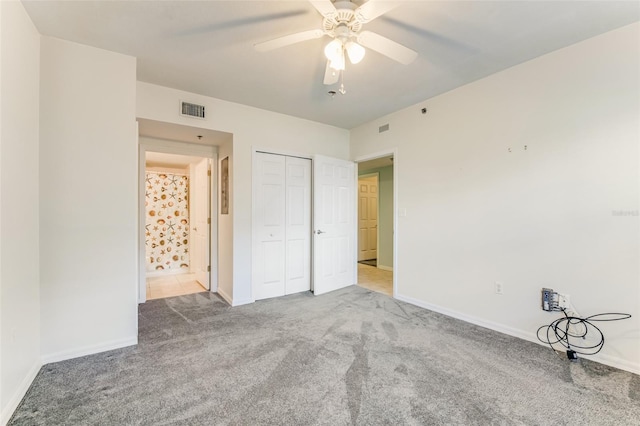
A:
[316, 230, 326, 234]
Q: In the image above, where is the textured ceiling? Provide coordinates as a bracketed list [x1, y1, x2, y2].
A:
[23, 1, 640, 129]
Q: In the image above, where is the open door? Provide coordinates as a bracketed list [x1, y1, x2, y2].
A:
[312, 155, 356, 295]
[193, 158, 210, 290]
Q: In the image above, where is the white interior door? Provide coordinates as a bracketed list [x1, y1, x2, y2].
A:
[253, 153, 287, 300]
[193, 158, 210, 290]
[285, 157, 311, 294]
[358, 175, 378, 261]
[313, 155, 356, 295]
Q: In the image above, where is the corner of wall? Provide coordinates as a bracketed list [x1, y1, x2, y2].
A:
[0, 359, 41, 426]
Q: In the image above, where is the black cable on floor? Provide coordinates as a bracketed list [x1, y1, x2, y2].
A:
[537, 311, 631, 357]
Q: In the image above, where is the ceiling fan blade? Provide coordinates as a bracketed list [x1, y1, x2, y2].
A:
[354, 0, 399, 24]
[323, 61, 340, 85]
[309, 0, 337, 19]
[358, 30, 417, 65]
[255, 29, 324, 52]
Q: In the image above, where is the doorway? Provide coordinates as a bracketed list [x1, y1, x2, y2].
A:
[355, 154, 395, 297]
[144, 152, 212, 300]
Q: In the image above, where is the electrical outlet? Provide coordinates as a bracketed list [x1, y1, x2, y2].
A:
[494, 281, 504, 295]
[558, 293, 570, 310]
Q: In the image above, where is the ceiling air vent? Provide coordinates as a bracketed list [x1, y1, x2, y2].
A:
[180, 101, 205, 119]
[379, 124, 390, 133]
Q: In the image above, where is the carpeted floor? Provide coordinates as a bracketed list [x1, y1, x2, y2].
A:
[10, 286, 640, 425]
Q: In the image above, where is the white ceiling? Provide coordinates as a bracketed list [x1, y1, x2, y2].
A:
[146, 151, 205, 169]
[23, 1, 639, 129]
[359, 155, 393, 171]
[138, 118, 232, 145]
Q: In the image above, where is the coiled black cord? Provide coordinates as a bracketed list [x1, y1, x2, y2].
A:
[537, 311, 631, 357]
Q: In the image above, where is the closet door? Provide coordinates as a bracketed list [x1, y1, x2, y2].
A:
[253, 153, 286, 300]
[285, 157, 311, 295]
[253, 153, 311, 300]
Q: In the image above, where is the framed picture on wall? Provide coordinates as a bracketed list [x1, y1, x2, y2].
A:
[221, 156, 229, 214]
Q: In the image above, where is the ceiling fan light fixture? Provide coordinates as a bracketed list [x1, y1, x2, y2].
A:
[324, 39, 343, 62]
[329, 51, 345, 71]
[345, 41, 365, 64]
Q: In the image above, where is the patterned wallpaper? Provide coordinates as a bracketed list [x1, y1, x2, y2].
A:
[145, 171, 190, 273]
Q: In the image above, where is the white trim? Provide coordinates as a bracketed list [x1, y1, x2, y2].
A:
[252, 146, 312, 161]
[231, 298, 254, 307]
[217, 286, 233, 306]
[395, 293, 640, 375]
[0, 360, 42, 426]
[41, 336, 138, 365]
[377, 265, 393, 272]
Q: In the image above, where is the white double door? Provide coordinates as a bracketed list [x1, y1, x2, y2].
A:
[254, 153, 312, 300]
[253, 153, 355, 300]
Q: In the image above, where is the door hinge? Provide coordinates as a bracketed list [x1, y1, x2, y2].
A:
[207, 170, 211, 176]
[207, 265, 211, 272]
[207, 218, 211, 224]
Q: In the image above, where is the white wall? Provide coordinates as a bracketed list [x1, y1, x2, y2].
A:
[0, 1, 41, 422]
[137, 82, 350, 305]
[217, 137, 234, 303]
[351, 23, 640, 373]
[39, 37, 138, 361]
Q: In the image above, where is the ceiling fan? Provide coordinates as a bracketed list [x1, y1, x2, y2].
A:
[254, 0, 417, 91]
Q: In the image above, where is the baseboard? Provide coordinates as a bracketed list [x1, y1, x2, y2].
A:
[217, 287, 233, 305]
[1, 359, 42, 426]
[395, 293, 640, 375]
[41, 336, 138, 365]
[377, 264, 393, 271]
[231, 297, 254, 307]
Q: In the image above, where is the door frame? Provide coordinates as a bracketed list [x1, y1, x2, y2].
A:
[357, 172, 379, 262]
[138, 139, 218, 303]
[353, 149, 398, 298]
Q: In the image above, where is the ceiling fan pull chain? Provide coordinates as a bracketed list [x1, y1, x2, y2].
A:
[339, 70, 346, 95]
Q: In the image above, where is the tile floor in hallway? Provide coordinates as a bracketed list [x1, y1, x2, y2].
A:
[146, 272, 207, 300]
[357, 263, 393, 296]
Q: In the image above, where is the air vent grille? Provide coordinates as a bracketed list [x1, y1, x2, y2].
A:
[181, 101, 205, 119]
[379, 124, 390, 133]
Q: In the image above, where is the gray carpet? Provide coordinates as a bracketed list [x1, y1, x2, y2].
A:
[9, 286, 640, 425]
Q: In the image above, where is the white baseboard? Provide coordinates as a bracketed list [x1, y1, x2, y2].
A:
[41, 336, 138, 365]
[377, 264, 393, 271]
[395, 293, 640, 375]
[231, 297, 254, 307]
[1, 359, 42, 426]
[217, 287, 233, 305]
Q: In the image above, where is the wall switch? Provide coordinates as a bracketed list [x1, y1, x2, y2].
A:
[494, 281, 504, 295]
[399, 208, 407, 217]
[558, 293, 570, 309]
